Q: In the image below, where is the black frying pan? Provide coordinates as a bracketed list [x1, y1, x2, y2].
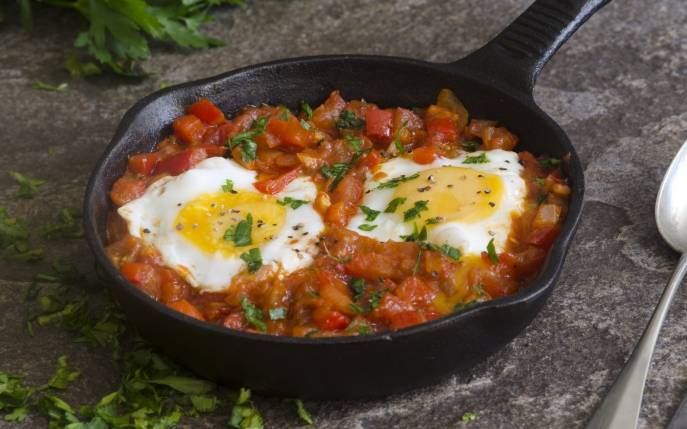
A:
[84, 0, 609, 399]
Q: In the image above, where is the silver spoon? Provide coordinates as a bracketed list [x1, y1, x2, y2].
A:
[585, 139, 687, 429]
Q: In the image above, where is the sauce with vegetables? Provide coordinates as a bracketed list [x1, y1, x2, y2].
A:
[106, 89, 571, 337]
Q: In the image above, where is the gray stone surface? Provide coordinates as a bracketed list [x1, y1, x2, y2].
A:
[1, 0, 687, 427]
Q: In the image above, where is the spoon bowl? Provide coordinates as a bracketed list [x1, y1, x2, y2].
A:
[84, 0, 608, 398]
[585, 140, 687, 428]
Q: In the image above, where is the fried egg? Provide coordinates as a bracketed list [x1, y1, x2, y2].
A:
[118, 157, 324, 293]
[347, 149, 526, 255]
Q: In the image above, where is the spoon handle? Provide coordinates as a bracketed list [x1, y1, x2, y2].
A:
[585, 253, 687, 429]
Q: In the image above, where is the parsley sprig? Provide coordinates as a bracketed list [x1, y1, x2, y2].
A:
[224, 213, 253, 247]
[319, 163, 351, 191]
[335, 110, 366, 129]
[376, 173, 420, 190]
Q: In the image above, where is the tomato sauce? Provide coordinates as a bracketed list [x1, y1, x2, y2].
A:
[106, 90, 571, 337]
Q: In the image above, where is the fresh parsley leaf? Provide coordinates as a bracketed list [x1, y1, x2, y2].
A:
[25, 283, 42, 300]
[358, 205, 380, 221]
[335, 109, 366, 129]
[358, 224, 377, 231]
[394, 120, 409, 154]
[241, 297, 266, 333]
[32, 79, 67, 91]
[349, 278, 366, 301]
[269, 307, 286, 320]
[536, 178, 547, 205]
[39, 208, 85, 239]
[438, 243, 461, 261]
[461, 141, 478, 149]
[240, 248, 262, 274]
[160, 82, 171, 89]
[401, 223, 428, 242]
[462, 152, 490, 164]
[348, 304, 370, 315]
[342, 134, 372, 164]
[486, 238, 499, 264]
[384, 197, 407, 213]
[403, 200, 429, 222]
[286, 398, 313, 425]
[240, 140, 258, 163]
[300, 118, 312, 130]
[305, 329, 323, 337]
[222, 179, 235, 193]
[9, 171, 45, 199]
[149, 375, 216, 394]
[322, 242, 352, 264]
[301, 102, 313, 120]
[376, 173, 420, 189]
[276, 196, 308, 209]
[224, 213, 253, 247]
[539, 157, 561, 168]
[462, 412, 476, 421]
[369, 290, 387, 310]
[309, 291, 320, 298]
[413, 248, 421, 275]
[227, 129, 262, 162]
[250, 116, 269, 131]
[62, 52, 102, 77]
[279, 109, 289, 121]
[319, 163, 350, 191]
[356, 321, 372, 334]
[425, 218, 438, 225]
[47, 355, 82, 390]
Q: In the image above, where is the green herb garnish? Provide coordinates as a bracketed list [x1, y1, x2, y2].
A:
[300, 119, 312, 130]
[348, 304, 370, 315]
[222, 179, 235, 193]
[250, 116, 269, 131]
[486, 238, 499, 264]
[358, 224, 377, 231]
[462, 412, 476, 421]
[384, 197, 407, 213]
[32, 80, 67, 91]
[269, 307, 286, 320]
[277, 196, 308, 209]
[349, 278, 366, 301]
[539, 157, 561, 168]
[241, 297, 266, 333]
[39, 208, 85, 239]
[462, 152, 490, 164]
[461, 141, 478, 149]
[224, 213, 253, 247]
[394, 120, 409, 154]
[319, 162, 351, 191]
[9, 172, 45, 199]
[301, 102, 313, 120]
[403, 200, 429, 222]
[376, 173, 420, 190]
[240, 248, 262, 274]
[335, 109, 366, 129]
[358, 205, 380, 221]
[322, 242, 352, 264]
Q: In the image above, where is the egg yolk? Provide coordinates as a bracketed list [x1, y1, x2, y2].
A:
[392, 166, 505, 224]
[175, 191, 286, 257]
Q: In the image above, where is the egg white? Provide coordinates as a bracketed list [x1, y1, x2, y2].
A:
[347, 150, 526, 255]
[118, 157, 324, 293]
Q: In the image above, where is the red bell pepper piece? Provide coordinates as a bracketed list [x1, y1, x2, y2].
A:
[365, 109, 393, 140]
[253, 165, 301, 195]
[187, 98, 225, 125]
[128, 153, 160, 176]
[412, 146, 441, 165]
[152, 146, 227, 176]
[173, 114, 207, 145]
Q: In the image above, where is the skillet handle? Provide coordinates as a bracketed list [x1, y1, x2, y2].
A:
[451, 0, 610, 96]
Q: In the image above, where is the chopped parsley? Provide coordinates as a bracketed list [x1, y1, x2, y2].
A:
[222, 179, 235, 193]
[32, 80, 67, 91]
[250, 116, 269, 131]
[227, 126, 264, 163]
[394, 120, 409, 154]
[300, 119, 312, 130]
[345, 319, 372, 335]
[539, 157, 561, 168]
[486, 238, 499, 264]
[401, 223, 428, 242]
[309, 291, 320, 298]
[413, 248, 421, 275]
[269, 307, 286, 320]
[301, 102, 313, 120]
[536, 177, 548, 205]
[39, 208, 85, 239]
[285, 398, 313, 425]
[228, 388, 264, 428]
[223, 213, 253, 247]
[342, 134, 373, 164]
[0, 206, 42, 262]
[401, 223, 461, 261]
[279, 106, 289, 121]
[462, 152, 490, 164]
[454, 301, 478, 312]
[358, 205, 380, 221]
[335, 109, 366, 129]
[348, 304, 370, 315]
[319, 162, 351, 191]
[9, 172, 45, 199]
[349, 278, 366, 301]
[358, 224, 377, 231]
[462, 412, 476, 421]
[369, 290, 387, 309]
[403, 200, 429, 222]
[384, 197, 407, 213]
[241, 297, 266, 333]
[322, 242, 352, 264]
[461, 141, 478, 149]
[376, 173, 420, 190]
[277, 196, 308, 209]
[240, 248, 262, 274]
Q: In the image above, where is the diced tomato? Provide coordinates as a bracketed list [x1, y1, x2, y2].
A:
[328, 175, 363, 205]
[187, 98, 225, 125]
[366, 109, 393, 140]
[345, 253, 403, 282]
[426, 118, 457, 140]
[203, 122, 238, 147]
[313, 309, 350, 331]
[481, 126, 519, 151]
[311, 90, 346, 133]
[361, 149, 382, 170]
[528, 224, 562, 250]
[324, 202, 358, 226]
[412, 146, 441, 165]
[467, 267, 519, 299]
[252, 165, 301, 195]
[267, 116, 317, 149]
[317, 270, 355, 316]
[110, 176, 146, 207]
[390, 311, 425, 330]
[167, 299, 205, 321]
[173, 114, 207, 145]
[121, 262, 162, 300]
[394, 276, 437, 306]
[128, 153, 160, 176]
[152, 146, 227, 176]
[222, 312, 247, 330]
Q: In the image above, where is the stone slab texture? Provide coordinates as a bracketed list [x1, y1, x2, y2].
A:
[2, 0, 687, 427]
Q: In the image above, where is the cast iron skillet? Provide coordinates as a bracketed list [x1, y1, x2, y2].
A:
[85, 0, 609, 399]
